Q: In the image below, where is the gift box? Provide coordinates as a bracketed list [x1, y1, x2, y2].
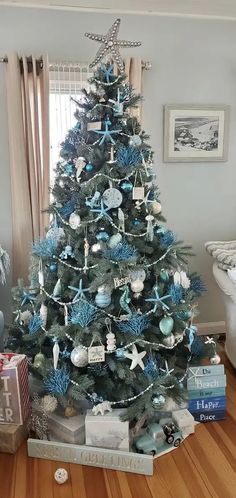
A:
[85, 409, 129, 451]
[172, 409, 195, 437]
[0, 423, 28, 453]
[0, 353, 30, 425]
[47, 411, 85, 444]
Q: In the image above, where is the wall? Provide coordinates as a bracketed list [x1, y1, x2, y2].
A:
[1, 6, 236, 324]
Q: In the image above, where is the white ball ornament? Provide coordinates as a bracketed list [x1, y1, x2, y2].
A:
[20, 310, 32, 326]
[54, 468, 69, 485]
[131, 279, 144, 293]
[210, 354, 221, 365]
[152, 201, 162, 215]
[70, 346, 88, 367]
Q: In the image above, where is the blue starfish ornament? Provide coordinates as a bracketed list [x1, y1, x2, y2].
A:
[100, 63, 114, 83]
[91, 199, 113, 222]
[92, 119, 121, 145]
[21, 291, 36, 306]
[68, 279, 90, 302]
[145, 285, 170, 313]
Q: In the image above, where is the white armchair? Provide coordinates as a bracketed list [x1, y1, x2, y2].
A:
[213, 262, 236, 368]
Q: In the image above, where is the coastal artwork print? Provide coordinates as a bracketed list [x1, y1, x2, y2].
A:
[164, 105, 229, 162]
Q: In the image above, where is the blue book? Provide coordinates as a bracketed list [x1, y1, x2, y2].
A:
[189, 396, 226, 412]
[188, 365, 224, 377]
[187, 374, 226, 390]
[191, 410, 226, 422]
[188, 388, 226, 399]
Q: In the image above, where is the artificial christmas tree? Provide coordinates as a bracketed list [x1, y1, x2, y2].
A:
[8, 18, 219, 433]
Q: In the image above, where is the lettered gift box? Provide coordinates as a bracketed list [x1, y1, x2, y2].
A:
[85, 409, 129, 451]
[0, 353, 30, 425]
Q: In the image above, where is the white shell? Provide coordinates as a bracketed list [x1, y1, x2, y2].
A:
[71, 346, 88, 367]
[39, 303, 48, 327]
[54, 468, 69, 484]
[131, 279, 144, 293]
[162, 334, 175, 347]
[69, 212, 81, 230]
[173, 271, 190, 289]
[53, 342, 60, 370]
[108, 233, 122, 249]
[152, 201, 162, 214]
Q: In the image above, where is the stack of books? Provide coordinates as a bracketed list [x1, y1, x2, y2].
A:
[187, 364, 226, 422]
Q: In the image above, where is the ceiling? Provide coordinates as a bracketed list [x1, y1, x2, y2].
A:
[1, 0, 236, 20]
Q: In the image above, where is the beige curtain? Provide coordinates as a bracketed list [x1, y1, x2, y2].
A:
[113, 57, 143, 116]
[124, 58, 143, 119]
[5, 52, 49, 283]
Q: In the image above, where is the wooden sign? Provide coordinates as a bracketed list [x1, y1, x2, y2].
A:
[187, 364, 226, 423]
[27, 439, 153, 475]
[114, 276, 131, 288]
[88, 345, 105, 364]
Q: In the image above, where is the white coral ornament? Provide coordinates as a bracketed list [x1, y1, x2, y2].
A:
[40, 395, 58, 413]
[92, 401, 112, 416]
[173, 270, 190, 289]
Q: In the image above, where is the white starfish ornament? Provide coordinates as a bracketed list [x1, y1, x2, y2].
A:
[85, 18, 141, 72]
[124, 344, 146, 370]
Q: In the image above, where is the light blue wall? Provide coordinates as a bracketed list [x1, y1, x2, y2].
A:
[1, 6, 236, 323]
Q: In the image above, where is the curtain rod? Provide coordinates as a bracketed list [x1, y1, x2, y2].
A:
[0, 56, 152, 70]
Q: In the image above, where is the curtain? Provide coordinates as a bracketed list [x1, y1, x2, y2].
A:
[5, 52, 49, 283]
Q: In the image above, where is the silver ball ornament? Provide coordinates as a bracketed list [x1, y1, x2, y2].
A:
[152, 201, 162, 215]
[70, 346, 88, 367]
[210, 354, 221, 365]
[54, 468, 69, 485]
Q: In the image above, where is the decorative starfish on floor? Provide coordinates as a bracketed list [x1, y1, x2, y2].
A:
[92, 119, 121, 145]
[145, 285, 170, 313]
[68, 279, 90, 302]
[124, 344, 146, 371]
[91, 199, 113, 222]
[85, 18, 141, 72]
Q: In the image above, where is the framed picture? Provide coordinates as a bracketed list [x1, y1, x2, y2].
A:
[164, 105, 230, 162]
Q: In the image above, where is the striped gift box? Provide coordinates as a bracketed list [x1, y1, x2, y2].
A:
[0, 353, 30, 425]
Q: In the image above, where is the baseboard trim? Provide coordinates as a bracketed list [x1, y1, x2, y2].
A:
[196, 321, 226, 336]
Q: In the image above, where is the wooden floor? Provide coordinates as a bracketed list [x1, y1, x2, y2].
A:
[1, 350, 236, 498]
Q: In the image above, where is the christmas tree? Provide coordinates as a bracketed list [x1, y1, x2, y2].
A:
[8, 19, 218, 425]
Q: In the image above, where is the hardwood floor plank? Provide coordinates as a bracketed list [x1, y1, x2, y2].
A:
[70, 462, 87, 498]
[153, 452, 193, 498]
[126, 472, 153, 498]
[104, 470, 123, 498]
[116, 472, 133, 498]
[82, 465, 109, 498]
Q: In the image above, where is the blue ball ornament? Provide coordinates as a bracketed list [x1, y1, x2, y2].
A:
[95, 292, 111, 308]
[85, 163, 94, 172]
[151, 393, 166, 409]
[132, 218, 141, 226]
[49, 263, 57, 272]
[96, 230, 109, 241]
[120, 180, 133, 193]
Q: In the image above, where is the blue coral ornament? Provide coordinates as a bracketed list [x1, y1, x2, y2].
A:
[44, 367, 70, 395]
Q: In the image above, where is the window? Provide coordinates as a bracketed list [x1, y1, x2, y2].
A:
[49, 63, 92, 185]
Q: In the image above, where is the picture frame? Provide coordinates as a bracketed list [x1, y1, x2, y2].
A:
[163, 104, 230, 162]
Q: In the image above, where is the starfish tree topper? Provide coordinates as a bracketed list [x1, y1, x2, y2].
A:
[85, 18, 141, 72]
